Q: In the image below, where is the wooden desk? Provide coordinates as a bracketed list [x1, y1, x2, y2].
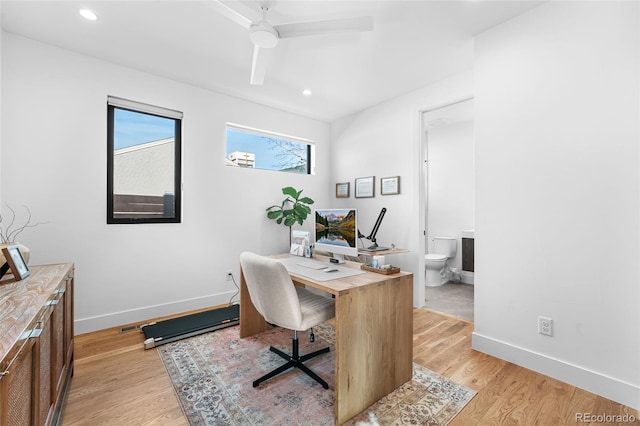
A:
[239, 254, 413, 425]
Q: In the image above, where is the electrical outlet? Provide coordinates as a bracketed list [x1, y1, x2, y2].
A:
[226, 270, 233, 281]
[538, 316, 553, 336]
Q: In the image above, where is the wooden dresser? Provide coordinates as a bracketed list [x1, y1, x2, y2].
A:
[0, 263, 74, 426]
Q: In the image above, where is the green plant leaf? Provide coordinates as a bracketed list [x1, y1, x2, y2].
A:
[284, 216, 296, 227]
[276, 217, 283, 224]
[282, 187, 298, 199]
[298, 197, 314, 205]
[294, 205, 308, 217]
[267, 211, 282, 219]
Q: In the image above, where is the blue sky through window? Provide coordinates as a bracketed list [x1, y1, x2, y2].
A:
[226, 128, 308, 171]
[114, 109, 175, 150]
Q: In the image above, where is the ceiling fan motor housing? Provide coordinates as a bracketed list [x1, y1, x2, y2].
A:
[250, 22, 278, 48]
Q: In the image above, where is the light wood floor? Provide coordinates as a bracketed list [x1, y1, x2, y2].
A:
[60, 308, 639, 425]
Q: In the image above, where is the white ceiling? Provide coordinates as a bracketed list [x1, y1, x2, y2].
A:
[1, 0, 542, 123]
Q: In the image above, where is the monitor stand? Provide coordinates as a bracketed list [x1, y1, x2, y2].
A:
[329, 253, 346, 264]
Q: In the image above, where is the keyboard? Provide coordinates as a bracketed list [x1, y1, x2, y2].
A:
[296, 260, 329, 270]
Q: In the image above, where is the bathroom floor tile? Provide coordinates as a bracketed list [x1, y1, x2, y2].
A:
[425, 282, 474, 321]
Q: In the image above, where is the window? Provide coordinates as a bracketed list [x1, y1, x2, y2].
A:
[225, 124, 314, 174]
[107, 97, 182, 224]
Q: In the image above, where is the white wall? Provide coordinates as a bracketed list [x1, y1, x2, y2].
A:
[331, 71, 473, 307]
[426, 120, 474, 273]
[473, 1, 639, 409]
[1, 34, 331, 333]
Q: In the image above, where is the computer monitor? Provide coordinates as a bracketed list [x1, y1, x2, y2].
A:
[314, 209, 358, 262]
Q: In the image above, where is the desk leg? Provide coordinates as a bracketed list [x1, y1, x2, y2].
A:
[334, 274, 413, 425]
[239, 266, 271, 338]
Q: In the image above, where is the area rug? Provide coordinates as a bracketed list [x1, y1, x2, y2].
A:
[157, 323, 476, 425]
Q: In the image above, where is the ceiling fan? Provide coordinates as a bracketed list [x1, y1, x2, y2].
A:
[208, 0, 374, 85]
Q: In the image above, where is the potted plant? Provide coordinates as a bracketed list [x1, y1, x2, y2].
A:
[266, 186, 314, 245]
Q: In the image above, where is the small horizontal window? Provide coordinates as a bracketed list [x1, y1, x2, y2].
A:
[225, 124, 313, 174]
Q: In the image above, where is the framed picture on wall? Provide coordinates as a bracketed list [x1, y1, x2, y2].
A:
[381, 176, 400, 195]
[355, 176, 375, 198]
[336, 182, 350, 198]
[2, 245, 30, 281]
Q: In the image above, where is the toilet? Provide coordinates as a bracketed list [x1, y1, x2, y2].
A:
[425, 236, 457, 287]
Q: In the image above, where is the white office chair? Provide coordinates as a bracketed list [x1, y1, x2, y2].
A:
[239, 251, 335, 389]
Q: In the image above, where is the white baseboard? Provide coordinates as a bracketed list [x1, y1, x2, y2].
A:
[461, 271, 474, 285]
[472, 332, 640, 410]
[74, 292, 237, 335]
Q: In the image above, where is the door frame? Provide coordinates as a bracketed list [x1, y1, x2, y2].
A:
[416, 97, 474, 304]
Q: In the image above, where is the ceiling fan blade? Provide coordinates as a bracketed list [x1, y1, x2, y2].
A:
[205, 0, 253, 30]
[275, 16, 373, 39]
[250, 45, 268, 85]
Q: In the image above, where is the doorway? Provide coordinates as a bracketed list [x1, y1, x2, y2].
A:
[421, 98, 474, 321]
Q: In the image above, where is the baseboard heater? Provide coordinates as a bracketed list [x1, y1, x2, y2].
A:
[141, 304, 240, 349]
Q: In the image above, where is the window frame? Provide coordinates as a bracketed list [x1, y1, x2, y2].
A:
[107, 98, 182, 224]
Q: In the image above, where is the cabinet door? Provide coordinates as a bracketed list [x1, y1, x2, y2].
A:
[50, 274, 74, 425]
[63, 274, 74, 369]
[36, 311, 54, 426]
[35, 288, 66, 426]
[51, 292, 65, 397]
[0, 337, 36, 426]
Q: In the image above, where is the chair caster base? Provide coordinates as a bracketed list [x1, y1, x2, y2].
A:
[253, 337, 330, 389]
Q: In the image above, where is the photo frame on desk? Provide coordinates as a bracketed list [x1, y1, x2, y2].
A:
[290, 230, 310, 257]
[2, 245, 30, 281]
[355, 176, 375, 198]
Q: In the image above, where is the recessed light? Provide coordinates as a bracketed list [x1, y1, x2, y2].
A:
[79, 9, 98, 21]
[302, 89, 312, 96]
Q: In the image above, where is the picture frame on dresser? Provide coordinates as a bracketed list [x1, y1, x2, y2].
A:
[2, 244, 30, 281]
